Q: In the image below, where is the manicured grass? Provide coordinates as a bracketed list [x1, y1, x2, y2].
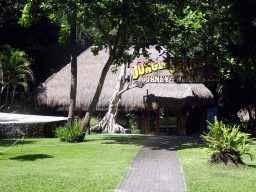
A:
[177, 140, 256, 192]
[0, 135, 148, 192]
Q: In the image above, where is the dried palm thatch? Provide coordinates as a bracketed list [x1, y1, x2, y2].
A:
[37, 45, 214, 111]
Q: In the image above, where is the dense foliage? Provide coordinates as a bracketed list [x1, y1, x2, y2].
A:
[161, 0, 256, 87]
[3, 0, 256, 135]
[55, 117, 101, 142]
[55, 121, 84, 142]
[0, 44, 34, 110]
[159, 0, 256, 126]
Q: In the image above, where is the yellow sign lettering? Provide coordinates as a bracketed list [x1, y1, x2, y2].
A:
[192, 61, 197, 69]
[169, 66, 175, 73]
[138, 65, 144, 75]
[183, 64, 188, 71]
[132, 66, 139, 79]
[176, 64, 182, 72]
[151, 63, 158, 71]
[145, 65, 152, 74]
[158, 61, 164, 70]
[132, 60, 204, 80]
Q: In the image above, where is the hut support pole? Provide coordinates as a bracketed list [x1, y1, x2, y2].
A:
[143, 108, 150, 134]
[147, 109, 150, 134]
[165, 107, 169, 135]
[77, 104, 83, 120]
[176, 109, 181, 135]
[180, 114, 187, 136]
[146, 109, 150, 134]
[156, 108, 160, 135]
[200, 110, 206, 132]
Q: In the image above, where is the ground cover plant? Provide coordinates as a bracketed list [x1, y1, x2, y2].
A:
[177, 140, 256, 192]
[55, 121, 84, 142]
[200, 116, 255, 167]
[0, 135, 148, 192]
[55, 117, 101, 142]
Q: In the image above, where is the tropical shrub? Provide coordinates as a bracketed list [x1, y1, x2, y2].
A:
[127, 112, 140, 134]
[200, 116, 255, 167]
[0, 44, 34, 109]
[55, 121, 85, 142]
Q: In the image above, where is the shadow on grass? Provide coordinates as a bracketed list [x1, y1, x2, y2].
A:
[84, 135, 148, 146]
[82, 134, 206, 149]
[101, 135, 149, 146]
[10, 154, 53, 161]
[178, 142, 208, 150]
[0, 139, 36, 147]
[247, 164, 256, 168]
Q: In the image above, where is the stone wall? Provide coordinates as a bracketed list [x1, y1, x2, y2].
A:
[0, 120, 66, 139]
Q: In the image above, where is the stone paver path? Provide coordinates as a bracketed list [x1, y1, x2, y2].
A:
[116, 135, 203, 192]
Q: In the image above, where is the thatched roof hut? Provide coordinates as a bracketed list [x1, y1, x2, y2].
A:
[37, 45, 214, 112]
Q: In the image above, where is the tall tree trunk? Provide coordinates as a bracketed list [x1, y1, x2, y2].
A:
[0, 86, 5, 108]
[77, 55, 115, 142]
[247, 105, 253, 131]
[0, 94, 1, 107]
[10, 85, 16, 107]
[5, 83, 9, 110]
[67, 18, 77, 125]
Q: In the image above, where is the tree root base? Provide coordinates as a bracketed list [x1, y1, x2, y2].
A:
[209, 149, 246, 168]
[90, 112, 125, 133]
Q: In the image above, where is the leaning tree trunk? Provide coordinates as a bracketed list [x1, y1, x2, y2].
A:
[67, 18, 77, 125]
[76, 55, 115, 142]
[91, 64, 126, 133]
[91, 63, 139, 133]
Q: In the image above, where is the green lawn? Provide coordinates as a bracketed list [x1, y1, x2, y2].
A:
[3, 134, 256, 192]
[177, 140, 256, 192]
[0, 135, 148, 192]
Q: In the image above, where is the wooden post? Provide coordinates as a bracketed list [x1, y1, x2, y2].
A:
[141, 111, 145, 134]
[165, 107, 169, 135]
[77, 104, 83, 120]
[176, 109, 181, 135]
[156, 108, 160, 135]
[142, 109, 147, 134]
[147, 109, 150, 134]
[200, 110, 206, 132]
[142, 108, 150, 134]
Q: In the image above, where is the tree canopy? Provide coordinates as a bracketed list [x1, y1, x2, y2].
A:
[19, 0, 201, 138]
[16, 0, 256, 132]
[162, 0, 256, 89]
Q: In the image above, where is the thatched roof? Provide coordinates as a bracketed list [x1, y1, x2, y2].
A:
[37, 45, 214, 111]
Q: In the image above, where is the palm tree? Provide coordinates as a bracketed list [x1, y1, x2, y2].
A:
[0, 53, 6, 108]
[0, 45, 34, 109]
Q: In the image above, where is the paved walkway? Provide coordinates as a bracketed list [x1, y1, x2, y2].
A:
[115, 135, 203, 192]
